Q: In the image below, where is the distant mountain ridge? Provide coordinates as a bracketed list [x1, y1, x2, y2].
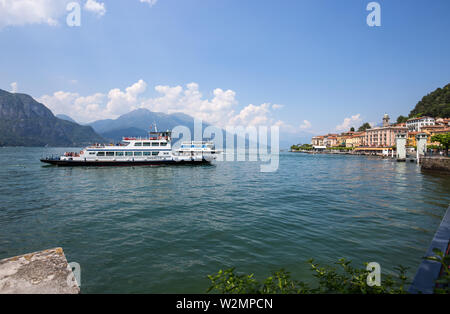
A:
[89, 108, 201, 142]
[56, 114, 77, 123]
[0, 89, 104, 147]
[0, 87, 305, 149]
[89, 108, 308, 149]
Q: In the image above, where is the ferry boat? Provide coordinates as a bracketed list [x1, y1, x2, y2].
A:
[40, 129, 219, 166]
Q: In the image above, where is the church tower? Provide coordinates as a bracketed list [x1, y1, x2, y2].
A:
[383, 114, 390, 127]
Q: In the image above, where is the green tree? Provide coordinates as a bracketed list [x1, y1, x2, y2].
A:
[396, 115, 408, 124]
[299, 144, 313, 150]
[409, 83, 450, 118]
[358, 123, 372, 132]
[350, 127, 355, 132]
[431, 133, 450, 156]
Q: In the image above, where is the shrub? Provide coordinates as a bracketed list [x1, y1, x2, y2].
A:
[207, 249, 449, 294]
[207, 259, 409, 294]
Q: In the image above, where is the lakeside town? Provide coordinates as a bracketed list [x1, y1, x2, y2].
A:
[1, 0, 450, 299]
[291, 114, 450, 157]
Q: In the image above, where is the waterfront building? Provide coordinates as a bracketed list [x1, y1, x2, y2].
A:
[435, 117, 450, 126]
[319, 134, 338, 147]
[337, 131, 354, 147]
[407, 131, 420, 147]
[325, 135, 338, 147]
[364, 114, 408, 147]
[406, 116, 435, 131]
[345, 132, 365, 148]
[406, 125, 450, 146]
[421, 125, 450, 145]
[311, 136, 324, 146]
[336, 135, 346, 147]
[312, 134, 340, 148]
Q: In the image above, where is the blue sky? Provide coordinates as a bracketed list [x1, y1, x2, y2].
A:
[0, 0, 449, 138]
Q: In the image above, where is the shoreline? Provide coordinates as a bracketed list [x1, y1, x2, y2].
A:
[289, 149, 396, 159]
[290, 150, 450, 172]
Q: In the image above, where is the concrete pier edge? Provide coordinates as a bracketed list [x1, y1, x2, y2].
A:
[0, 247, 80, 294]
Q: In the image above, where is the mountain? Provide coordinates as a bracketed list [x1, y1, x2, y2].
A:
[101, 127, 149, 141]
[0, 89, 104, 147]
[89, 108, 200, 142]
[56, 114, 77, 123]
[409, 83, 450, 118]
[89, 108, 306, 150]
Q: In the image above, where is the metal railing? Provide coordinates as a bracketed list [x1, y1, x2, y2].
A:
[409, 205, 450, 293]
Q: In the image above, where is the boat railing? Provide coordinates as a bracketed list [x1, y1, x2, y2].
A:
[123, 136, 169, 141]
[42, 154, 60, 161]
[181, 141, 215, 146]
[88, 144, 106, 148]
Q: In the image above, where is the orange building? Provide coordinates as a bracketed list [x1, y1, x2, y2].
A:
[345, 132, 365, 148]
[407, 132, 420, 147]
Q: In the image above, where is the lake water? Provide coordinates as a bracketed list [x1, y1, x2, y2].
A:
[0, 147, 449, 293]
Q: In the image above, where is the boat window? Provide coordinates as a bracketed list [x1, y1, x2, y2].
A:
[115, 152, 124, 156]
[125, 152, 133, 156]
[134, 152, 143, 156]
[143, 152, 151, 156]
[135, 142, 142, 146]
[152, 152, 159, 156]
[89, 152, 96, 155]
[143, 142, 151, 147]
[97, 152, 105, 156]
[106, 152, 115, 157]
[152, 142, 159, 146]
[160, 142, 168, 146]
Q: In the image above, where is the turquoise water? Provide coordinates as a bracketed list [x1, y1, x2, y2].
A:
[0, 147, 449, 293]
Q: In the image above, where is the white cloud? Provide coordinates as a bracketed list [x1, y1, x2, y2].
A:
[40, 81, 148, 123]
[272, 120, 314, 134]
[336, 114, 362, 132]
[107, 79, 147, 115]
[0, 0, 70, 28]
[0, 0, 110, 29]
[84, 0, 106, 17]
[299, 120, 312, 129]
[229, 103, 272, 126]
[10, 82, 18, 93]
[140, 82, 239, 127]
[38, 80, 290, 131]
[38, 91, 108, 122]
[272, 104, 283, 110]
[140, 0, 158, 7]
